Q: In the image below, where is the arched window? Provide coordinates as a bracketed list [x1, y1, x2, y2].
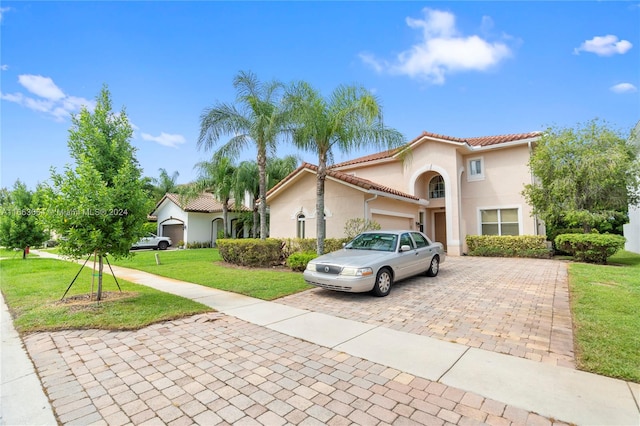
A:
[429, 175, 445, 199]
[297, 214, 306, 238]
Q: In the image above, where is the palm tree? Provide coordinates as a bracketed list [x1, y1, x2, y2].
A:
[198, 71, 290, 239]
[152, 168, 180, 201]
[233, 155, 299, 237]
[193, 157, 236, 238]
[286, 82, 404, 254]
[233, 160, 260, 237]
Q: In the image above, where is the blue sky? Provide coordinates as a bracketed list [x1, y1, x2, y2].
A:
[1, 1, 638, 190]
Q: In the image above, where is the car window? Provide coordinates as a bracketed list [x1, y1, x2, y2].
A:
[400, 233, 414, 249]
[347, 233, 397, 251]
[411, 232, 429, 248]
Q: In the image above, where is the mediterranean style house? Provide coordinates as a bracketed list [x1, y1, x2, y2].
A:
[151, 193, 248, 246]
[266, 130, 544, 256]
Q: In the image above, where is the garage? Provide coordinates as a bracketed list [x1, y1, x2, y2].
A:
[162, 224, 184, 245]
[372, 213, 413, 230]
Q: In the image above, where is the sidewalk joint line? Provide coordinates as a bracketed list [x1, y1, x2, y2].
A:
[329, 324, 382, 350]
[437, 345, 471, 383]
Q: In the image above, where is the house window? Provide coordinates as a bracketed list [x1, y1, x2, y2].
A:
[468, 157, 484, 181]
[428, 175, 445, 199]
[481, 208, 519, 236]
[297, 214, 305, 238]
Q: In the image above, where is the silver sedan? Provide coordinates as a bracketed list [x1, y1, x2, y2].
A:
[303, 230, 445, 297]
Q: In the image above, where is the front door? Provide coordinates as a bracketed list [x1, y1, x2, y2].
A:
[434, 212, 447, 251]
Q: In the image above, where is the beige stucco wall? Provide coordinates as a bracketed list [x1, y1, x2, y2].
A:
[460, 145, 538, 249]
[268, 170, 424, 239]
[268, 171, 368, 239]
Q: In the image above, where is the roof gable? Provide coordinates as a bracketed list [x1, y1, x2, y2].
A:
[332, 130, 541, 168]
[266, 162, 420, 202]
[153, 193, 248, 214]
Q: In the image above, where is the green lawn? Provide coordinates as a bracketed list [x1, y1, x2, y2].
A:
[113, 248, 311, 300]
[568, 250, 640, 382]
[0, 247, 37, 258]
[0, 257, 211, 333]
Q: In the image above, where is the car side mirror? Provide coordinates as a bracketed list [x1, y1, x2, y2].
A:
[400, 244, 411, 252]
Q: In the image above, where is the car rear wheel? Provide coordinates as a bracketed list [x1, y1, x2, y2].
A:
[158, 241, 169, 250]
[426, 255, 439, 277]
[372, 267, 392, 297]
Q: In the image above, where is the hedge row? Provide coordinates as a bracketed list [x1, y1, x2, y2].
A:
[555, 233, 626, 264]
[216, 238, 348, 268]
[466, 235, 552, 258]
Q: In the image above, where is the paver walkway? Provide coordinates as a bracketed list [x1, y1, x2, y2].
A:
[280, 256, 574, 367]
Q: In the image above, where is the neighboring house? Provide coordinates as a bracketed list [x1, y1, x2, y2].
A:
[266, 130, 543, 256]
[152, 193, 249, 246]
[623, 120, 640, 254]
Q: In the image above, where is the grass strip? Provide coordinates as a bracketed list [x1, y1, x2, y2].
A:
[568, 251, 640, 382]
[113, 248, 311, 300]
[0, 257, 211, 333]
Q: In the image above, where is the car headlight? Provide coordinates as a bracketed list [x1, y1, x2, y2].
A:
[305, 261, 317, 271]
[340, 267, 373, 277]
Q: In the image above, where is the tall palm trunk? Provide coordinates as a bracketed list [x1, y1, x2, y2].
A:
[316, 152, 327, 255]
[222, 199, 229, 238]
[258, 145, 268, 239]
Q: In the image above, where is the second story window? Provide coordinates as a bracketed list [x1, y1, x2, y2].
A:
[428, 175, 445, 199]
[468, 157, 484, 181]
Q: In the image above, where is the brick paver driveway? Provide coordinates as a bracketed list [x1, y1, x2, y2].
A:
[25, 314, 566, 425]
[280, 256, 575, 368]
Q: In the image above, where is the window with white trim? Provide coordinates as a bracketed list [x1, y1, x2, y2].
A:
[428, 175, 445, 199]
[296, 214, 305, 238]
[481, 208, 519, 236]
[467, 157, 484, 181]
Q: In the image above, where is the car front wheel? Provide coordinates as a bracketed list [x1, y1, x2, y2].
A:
[372, 267, 393, 297]
[426, 255, 439, 277]
[158, 241, 169, 250]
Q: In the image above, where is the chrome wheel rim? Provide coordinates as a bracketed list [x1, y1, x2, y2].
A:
[430, 258, 439, 274]
[378, 272, 391, 293]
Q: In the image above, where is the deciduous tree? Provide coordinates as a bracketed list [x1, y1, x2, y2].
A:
[523, 119, 640, 234]
[0, 180, 49, 258]
[43, 86, 151, 300]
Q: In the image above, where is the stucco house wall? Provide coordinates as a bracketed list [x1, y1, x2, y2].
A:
[152, 193, 248, 246]
[267, 131, 542, 256]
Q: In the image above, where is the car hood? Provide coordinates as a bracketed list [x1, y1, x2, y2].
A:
[311, 249, 393, 267]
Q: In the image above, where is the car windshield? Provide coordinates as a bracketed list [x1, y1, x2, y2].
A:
[345, 233, 398, 252]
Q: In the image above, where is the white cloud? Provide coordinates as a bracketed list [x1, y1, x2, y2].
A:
[18, 75, 65, 100]
[610, 83, 637, 94]
[574, 35, 633, 56]
[360, 8, 512, 84]
[141, 132, 186, 148]
[0, 74, 94, 121]
[0, 7, 11, 22]
[1, 65, 8, 71]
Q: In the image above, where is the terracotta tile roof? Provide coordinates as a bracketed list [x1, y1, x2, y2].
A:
[332, 130, 541, 168]
[466, 131, 542, 147]
[266, 162, 420, 201]
[161, 193, 248, 213]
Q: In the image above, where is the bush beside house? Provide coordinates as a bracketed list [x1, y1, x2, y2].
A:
[466, 235, 552, 258]
[555, 233, 626, 264]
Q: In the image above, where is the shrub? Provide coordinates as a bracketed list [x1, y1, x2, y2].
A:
[217, 238, 282, 267]
[280, 238, 349, 258]
[555, 233, 625, 264]
[344, 218, 381, 240]
[186, 241, 211, 249]
[466, 235, 551, 258]
[286, 252, 317, 271]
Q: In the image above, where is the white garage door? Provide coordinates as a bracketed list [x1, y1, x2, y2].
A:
[372, 214, 412, 230]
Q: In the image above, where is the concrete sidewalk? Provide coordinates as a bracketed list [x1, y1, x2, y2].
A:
[3, 251, 640, 425]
